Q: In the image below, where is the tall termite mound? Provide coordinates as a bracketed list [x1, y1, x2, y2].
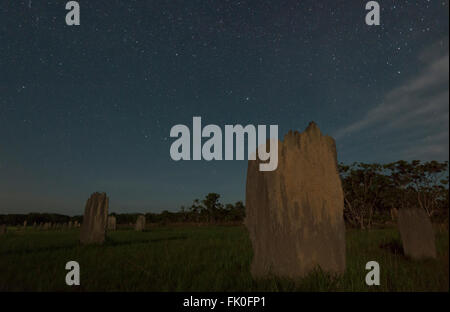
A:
[245, 122, 346, 278]
[80, 192, 109, 244]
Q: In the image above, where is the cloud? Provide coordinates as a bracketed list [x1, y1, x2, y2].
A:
[334, 39, 449, 160]
[401, 129, 449, 160]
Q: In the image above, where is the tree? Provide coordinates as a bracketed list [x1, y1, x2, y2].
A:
[340, 162, 389, 229]
[201, 193, 224, 223]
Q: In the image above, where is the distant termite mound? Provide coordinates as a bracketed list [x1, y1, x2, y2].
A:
[80, 192, 109, 244]
[245, 122, 346, 278]
[135, 215, 146, 231]
[108, 215, 117, 231]
[398, 207, 436, 260]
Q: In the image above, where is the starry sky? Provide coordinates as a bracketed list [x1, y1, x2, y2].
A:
[0, 0, 448, 215]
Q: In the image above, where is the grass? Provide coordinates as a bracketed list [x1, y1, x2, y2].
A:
[0, 225, 448, 291]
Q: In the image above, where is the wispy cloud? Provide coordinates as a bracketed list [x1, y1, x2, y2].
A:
[334, 39, 449, 161]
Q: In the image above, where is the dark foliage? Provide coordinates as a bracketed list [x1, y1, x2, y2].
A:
[1, 161, 447, 227]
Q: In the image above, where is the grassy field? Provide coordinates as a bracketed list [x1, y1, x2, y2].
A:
[0, 225, 448, 291]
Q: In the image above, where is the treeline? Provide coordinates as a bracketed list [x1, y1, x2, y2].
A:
[0, 194, 245, 226]
[110, 194, 245, 225]
[339, 160, 448, 229]
[1, 160, 448, 228]
[0, 213, 82, 226]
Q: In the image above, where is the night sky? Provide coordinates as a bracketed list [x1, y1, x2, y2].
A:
[0, 0, 448, 215]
